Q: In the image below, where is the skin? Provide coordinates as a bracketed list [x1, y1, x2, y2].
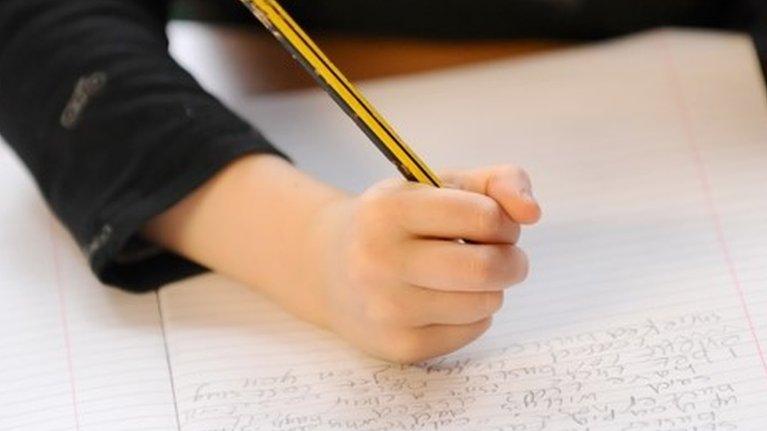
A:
[144, 154, 541, 364]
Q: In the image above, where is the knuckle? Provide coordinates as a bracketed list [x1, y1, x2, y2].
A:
[467, 248, 502, 285]
[359, 187, 415, 233]
[359, 185, 397, 216]
[511, 247, 530, 283]
[473, 201, 503, 235]
[357, 196, 386, 223]
[509, 222, 522, 243]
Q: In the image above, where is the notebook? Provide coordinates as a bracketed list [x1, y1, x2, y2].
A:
[2, 23, 767, 430]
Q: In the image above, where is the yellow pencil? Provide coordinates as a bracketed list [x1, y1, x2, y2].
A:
[237, 0, 442, 187]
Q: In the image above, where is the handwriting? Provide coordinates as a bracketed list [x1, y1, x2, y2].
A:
[176, 311, 746, 431]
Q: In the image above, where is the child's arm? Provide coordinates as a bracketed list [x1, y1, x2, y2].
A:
[0, 1, 287, 290]
[144, 154, 541, 363]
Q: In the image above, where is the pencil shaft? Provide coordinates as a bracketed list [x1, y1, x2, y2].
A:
[238, 0, 442, 187]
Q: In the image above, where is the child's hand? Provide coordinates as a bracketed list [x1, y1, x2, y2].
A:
[144, 156, 540, 364]
[311, 165, 541, 363]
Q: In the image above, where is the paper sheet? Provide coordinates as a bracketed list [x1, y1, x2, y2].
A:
[0, 150, 178, 429]
[2, 25, 766, 430]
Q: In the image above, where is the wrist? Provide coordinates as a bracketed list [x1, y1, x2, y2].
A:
[301, 194, 356, 328]
[143, 154, 350, 326]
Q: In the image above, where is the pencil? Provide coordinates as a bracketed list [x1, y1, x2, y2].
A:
[237, 0, 443, 187]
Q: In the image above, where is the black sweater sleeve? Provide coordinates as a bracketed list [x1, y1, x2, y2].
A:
[0, 0, 286, 291]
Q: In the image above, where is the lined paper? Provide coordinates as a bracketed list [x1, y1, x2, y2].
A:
[1, 26, 766, 431]
[0, 153, 178, 429]
[163, 28, 767, 430]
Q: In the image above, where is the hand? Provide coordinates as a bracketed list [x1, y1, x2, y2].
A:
[144, 156, 540, 364]
[309, 165, 541, 363]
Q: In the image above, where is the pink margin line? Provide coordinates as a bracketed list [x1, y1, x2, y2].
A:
[49, 220, 82, 430]
[659, 35, 767, 379]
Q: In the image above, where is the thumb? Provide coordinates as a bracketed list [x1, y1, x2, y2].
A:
[441, 165, 542, 225]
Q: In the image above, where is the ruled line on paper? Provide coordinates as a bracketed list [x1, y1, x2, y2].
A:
[659, 34, 767, 380]
[49, 219, 81, 431]
[157, 290, 183, 431]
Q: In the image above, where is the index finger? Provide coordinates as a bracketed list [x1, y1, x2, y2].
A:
[442, 166, 542, 225]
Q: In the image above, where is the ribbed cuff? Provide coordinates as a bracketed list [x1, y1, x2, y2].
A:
[88, 134, 289, 292]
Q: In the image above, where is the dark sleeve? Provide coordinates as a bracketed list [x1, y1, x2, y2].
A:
[0, 0, 287, 292]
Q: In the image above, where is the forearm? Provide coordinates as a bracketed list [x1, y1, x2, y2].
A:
[143, 154, 348, 327]
[0, 0, 287, 290]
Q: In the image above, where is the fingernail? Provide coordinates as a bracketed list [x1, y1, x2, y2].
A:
[519, 188, 536, 203]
